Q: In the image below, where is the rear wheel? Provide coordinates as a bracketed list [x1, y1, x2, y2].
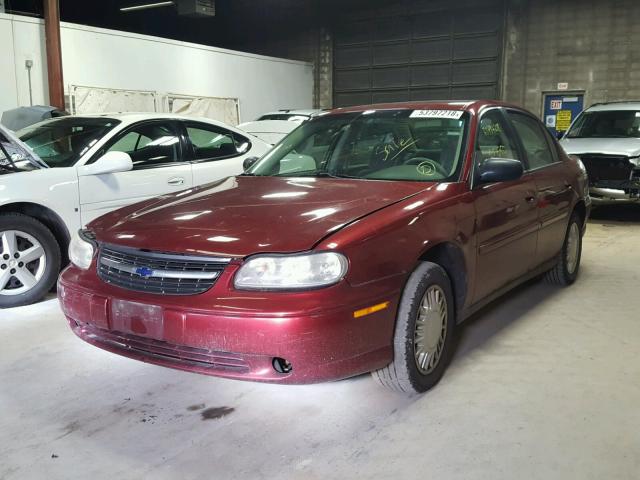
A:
[0, 214, 61, 309]
[545, 212, 583, 286]
[372, 262, 456, 394]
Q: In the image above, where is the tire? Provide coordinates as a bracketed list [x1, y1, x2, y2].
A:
[372, 262, 456, 394]
[0, 213, 61, 308]
[545, 211, 583, 286]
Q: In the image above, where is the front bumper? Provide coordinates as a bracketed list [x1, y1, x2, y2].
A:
[578, 154, 640, 204]
[58, 264, 398, 384]
[589, 185, 640, 204]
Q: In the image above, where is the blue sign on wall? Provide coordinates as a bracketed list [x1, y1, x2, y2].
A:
[543, 93, 584, 138]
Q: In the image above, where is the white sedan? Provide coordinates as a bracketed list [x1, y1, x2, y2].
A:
[0, 113, 270, 307]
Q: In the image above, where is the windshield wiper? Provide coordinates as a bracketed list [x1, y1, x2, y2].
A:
[314, 172, 359, 179]
[273, 171, 358, 179]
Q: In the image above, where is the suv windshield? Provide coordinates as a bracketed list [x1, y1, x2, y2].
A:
[566, 110, 640, 138]
[17, 117, 120, 168]
[248, 109, 469, 182]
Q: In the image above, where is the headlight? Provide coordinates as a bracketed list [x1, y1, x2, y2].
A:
[234, 252, 348, 290]
[69, 229, 95, 270]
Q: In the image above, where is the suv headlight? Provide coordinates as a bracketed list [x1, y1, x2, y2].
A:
[234, 252, 348, 290]
[69, 229, 96, 270]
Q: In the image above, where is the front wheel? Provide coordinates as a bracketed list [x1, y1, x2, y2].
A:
[372, 262, 456, 394]
[0, 213, 61, 309]
[545, 212, 583, 286]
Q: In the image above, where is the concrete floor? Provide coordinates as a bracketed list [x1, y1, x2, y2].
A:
[1, 207, 639, 480]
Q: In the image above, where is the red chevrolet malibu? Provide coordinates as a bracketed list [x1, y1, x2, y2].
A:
[58, 101, 590, 394]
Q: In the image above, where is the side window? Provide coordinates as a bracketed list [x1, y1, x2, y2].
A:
[507, 112, 556, 169]
[107, 122, 179, 169]
[476, 110, 521, 162]
[186, 123, 251, 161]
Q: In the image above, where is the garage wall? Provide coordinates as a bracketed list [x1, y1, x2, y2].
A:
[332, 0, 506, 107]
[504, 0, 640, 115]
[0, 13, 313, 123]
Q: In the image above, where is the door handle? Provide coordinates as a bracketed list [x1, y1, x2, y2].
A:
[168, 177, 185, 186]
[525, 195, 537, 204]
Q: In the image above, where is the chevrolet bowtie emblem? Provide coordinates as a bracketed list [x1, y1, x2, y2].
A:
[135, 267, 154, 278]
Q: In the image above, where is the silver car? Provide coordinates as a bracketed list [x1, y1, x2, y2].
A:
[561, 101, 640, 204]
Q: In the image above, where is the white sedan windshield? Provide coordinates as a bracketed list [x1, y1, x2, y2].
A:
[18, 117, 120, 168]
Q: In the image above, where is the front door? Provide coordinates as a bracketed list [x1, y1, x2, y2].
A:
[472, 109, 539, 303]
[506, 110, 573, 265]
[78, 120, 193, 225]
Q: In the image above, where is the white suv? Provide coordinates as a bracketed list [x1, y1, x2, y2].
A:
[561, 101, 640, 204]
[0, 113, 270, 307]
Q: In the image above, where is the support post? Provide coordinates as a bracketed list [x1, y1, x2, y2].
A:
[43, 0, 64, 109]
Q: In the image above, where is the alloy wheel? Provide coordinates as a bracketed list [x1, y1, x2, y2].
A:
[0, 230, 47, 296]
[414, 285, 448, 375]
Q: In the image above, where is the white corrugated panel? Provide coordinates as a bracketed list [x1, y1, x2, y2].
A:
[169, 95, 239, 125]
[70, 85, 158, 114]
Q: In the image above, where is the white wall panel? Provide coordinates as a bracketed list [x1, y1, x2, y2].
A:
[0, 16, 18, 115]
[0, 13, 313, 123]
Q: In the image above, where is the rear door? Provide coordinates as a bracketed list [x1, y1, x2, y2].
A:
[183, 121, 262, 186]
[506, 109, 573, 265]
[471, 108, 539, 303]
[78, 120, 193, 225]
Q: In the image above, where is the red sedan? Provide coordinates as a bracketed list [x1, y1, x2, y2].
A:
[58, 101, 590, 394]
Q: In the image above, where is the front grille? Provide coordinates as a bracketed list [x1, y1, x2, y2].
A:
[579, 154, 634, 183]
[78, 323, 249, 372]
[98, 244, 230, 295]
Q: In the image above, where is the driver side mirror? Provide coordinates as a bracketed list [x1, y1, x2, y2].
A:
[243, 156, 259, 171]
[78, 151, 133, 176]
[476, 157, 523, 185]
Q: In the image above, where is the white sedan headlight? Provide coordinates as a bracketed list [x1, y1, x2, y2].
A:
[234, 252, 348, 290]
[69, 229, 95, 270]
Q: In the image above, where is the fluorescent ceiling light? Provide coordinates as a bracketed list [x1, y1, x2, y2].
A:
[120, 1, 174, 12]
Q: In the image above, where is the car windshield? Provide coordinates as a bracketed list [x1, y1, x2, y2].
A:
[17, 117, 120, 168]
[257, 114, 311, 122]
[248, 109, 469, 182]
[566, 110, 640, 138]
[0, 125, 44, 173]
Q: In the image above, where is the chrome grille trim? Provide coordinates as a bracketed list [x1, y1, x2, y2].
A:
[99, 256, 221, 280]
[97, 244, 229, 295]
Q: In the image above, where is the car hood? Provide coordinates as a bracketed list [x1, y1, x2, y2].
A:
[561, 137, 640, 157]
[90, 176, 431, 257]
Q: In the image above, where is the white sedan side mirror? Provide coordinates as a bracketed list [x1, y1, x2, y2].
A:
[78, 151, 133, 176]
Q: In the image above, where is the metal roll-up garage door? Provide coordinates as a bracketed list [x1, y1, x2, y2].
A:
[333, 0, 506, 107]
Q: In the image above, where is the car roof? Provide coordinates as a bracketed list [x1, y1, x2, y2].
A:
[71, 112, 224, 123]
[586, 101, 640, 112]
[326, 100, 520, 114]
[36, 112, 242, 129]
[258, 109, 321, 117]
